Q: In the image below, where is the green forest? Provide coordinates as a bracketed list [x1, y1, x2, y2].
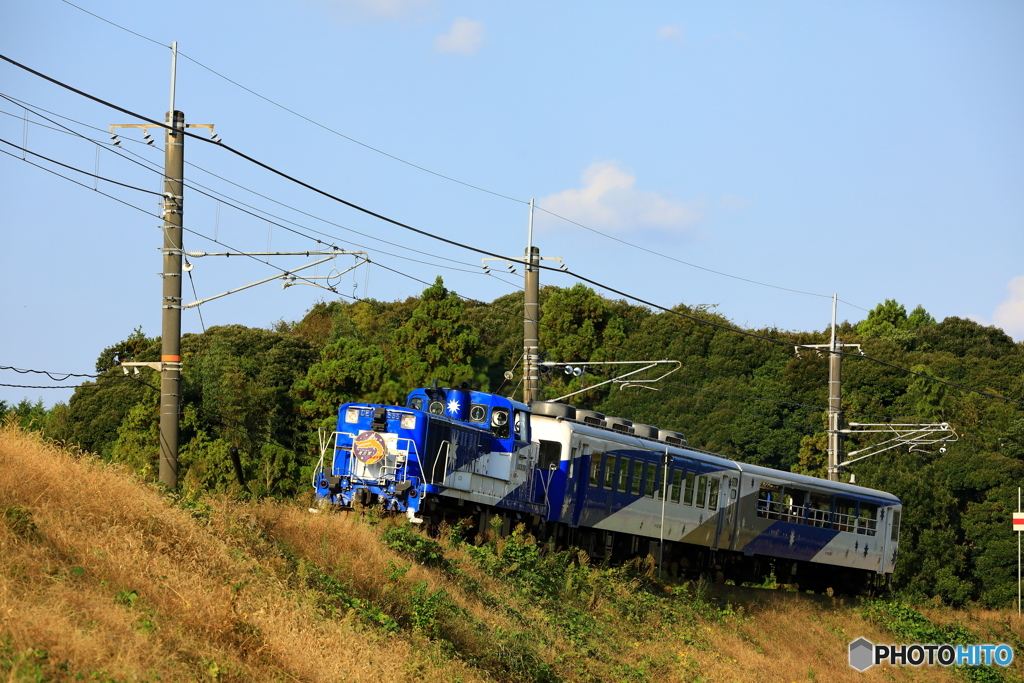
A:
[5, 277, 1024, 608]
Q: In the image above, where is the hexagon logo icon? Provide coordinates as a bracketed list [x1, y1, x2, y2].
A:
[849, 637, 875, 671]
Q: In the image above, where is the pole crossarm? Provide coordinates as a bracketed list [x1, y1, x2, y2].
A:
[837, 422, 958, 466]
[120, 360, 180, 373]
[110, 122, 220, 145]
[181, 251, 368, 308]
[481, 255, 567, 274]
[539, 360, 682, 402]
[794, 342, 863, 357]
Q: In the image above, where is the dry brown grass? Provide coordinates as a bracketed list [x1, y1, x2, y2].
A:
[0, 425, 483, 682]
[2, 424, 1008, 682]
[681, 590, 960, 682]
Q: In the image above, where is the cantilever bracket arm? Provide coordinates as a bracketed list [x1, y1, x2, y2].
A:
[181, 251, 368, 308]
[837, 422, 958, 467]
[540, 360, 681, 402]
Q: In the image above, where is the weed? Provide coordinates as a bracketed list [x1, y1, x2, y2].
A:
[381, 523, 452, 570]
[114, 589, 140, 608]
[862, 600, 1006, 683]
[407, 580, 460, 639]
[0, 638, 49, 683]
[1, 504, 42, 541]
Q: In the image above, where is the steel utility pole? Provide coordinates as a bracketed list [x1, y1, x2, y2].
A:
[795, 294, 860, 482]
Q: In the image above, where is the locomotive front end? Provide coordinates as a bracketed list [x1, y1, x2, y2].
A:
[314, 403, 426, 522]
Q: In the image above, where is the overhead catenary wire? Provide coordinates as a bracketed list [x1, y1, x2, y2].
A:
[56, 0, 527, 205]
[0, 97, 520, 286]
[0, 144, 336, 296]
[2, 55, 1018, 407]
[4, 12, 866, 311]
[0, 137, 161, 196]
[0, 133, 506, 318]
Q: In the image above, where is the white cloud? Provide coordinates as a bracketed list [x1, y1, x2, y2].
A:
[537, 161, 702, 236]
[435, 18, 485, 55]
[657, 25, 683, 42]
[992, 275, 1024, 341]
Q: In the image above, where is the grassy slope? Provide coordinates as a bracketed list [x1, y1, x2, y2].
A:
[0, 425, 1014, 683]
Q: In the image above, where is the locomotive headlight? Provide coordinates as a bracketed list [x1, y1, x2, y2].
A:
[345, 408, 360, 424]
[400, 414, 417, 430]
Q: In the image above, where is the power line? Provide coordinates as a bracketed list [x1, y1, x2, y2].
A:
[0, 127, 509, 317]
[3, 100, 821, 309]
[7, 8, 867, 309]
[0, 137, 160, 196]
[4, 55, 1018, 407]
[56, 0, 527, 205]
[532, 205, 867, 312]
[657, 380, 930, 422]
[0, 146, 159, 217]
[0, 365, 101, 381]
[0, 144, 335, 297]
[0, 96, 517, 283]
[0, 378, 141, 389]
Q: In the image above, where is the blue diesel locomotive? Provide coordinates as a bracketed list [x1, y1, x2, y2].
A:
[314, 385, 901, 591]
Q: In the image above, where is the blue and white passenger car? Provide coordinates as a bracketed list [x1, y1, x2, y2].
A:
[314, 386, 901, 591]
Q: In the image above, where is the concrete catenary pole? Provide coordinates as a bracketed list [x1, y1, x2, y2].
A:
[159, 109, 184, 488]
[523, 199, 540, 405]
[159, 44, 184, 488]
[827, 293, 843, 482]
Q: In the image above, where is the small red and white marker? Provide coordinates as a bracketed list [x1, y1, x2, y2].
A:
[1013, 512, 1024, 532]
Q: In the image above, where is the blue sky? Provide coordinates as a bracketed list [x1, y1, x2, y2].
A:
[2, 0, 1022, 406]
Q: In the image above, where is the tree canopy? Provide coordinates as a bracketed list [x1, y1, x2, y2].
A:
[18, 282, 1024, 607]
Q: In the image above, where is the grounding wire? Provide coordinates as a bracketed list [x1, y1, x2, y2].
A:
[532, 205, 867, 311]
[4, 58, 1015, 407]
[0, 112, 524, 307]
[17, 10, 871, 311]
[0, 137, 160, 196]
[1, 151, 988, 419]
[0, 146, 335, 296]
[55, 0, 526, 205]
[0, 103, 860, 313]
[0, 98, 511, 282]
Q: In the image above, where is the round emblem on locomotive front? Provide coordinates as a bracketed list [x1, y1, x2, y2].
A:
[353, 431, 387, 464]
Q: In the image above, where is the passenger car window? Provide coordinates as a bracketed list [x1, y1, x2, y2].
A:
[671, 470, 682, 504]
[708, 477, 720, 510]
[630, 460, 641, 496]
[695, 475, 707, 508]
[603, 454, 616, 489]
[589, 451, 602, 487]
[617, 457, 630, 492]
